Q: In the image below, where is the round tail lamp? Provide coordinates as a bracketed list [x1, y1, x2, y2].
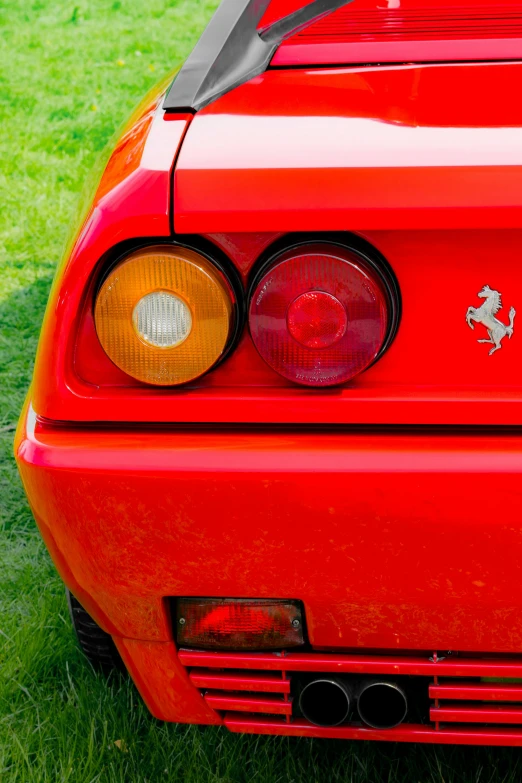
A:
[248, 243, 399, 387]
[94, 245, 237, 385]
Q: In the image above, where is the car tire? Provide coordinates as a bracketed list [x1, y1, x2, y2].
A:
[66, 588, 123, 671]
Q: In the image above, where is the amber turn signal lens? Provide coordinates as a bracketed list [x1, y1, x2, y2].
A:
[94, 245, 234, 385]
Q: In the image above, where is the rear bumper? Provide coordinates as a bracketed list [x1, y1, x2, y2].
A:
[15, 405, 522, 739]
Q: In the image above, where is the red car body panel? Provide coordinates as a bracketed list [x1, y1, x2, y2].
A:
[17, 405, 522, 653]
[175, 63, 522, 234]
[31, 94, 191, 423]
[31, 62, 522, 427]
[16, 0, 522, 745]
[15, 404, 522, 738]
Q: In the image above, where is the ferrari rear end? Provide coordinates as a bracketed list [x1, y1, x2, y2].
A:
[15, 0, 522, 745]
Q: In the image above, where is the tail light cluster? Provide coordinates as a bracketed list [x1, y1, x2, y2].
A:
[93, 240, 399, 387]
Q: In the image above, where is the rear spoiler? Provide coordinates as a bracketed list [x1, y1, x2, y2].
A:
[163, 0, 354, 112]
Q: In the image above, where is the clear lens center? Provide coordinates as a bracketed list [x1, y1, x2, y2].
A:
[133, 291, 192, 348]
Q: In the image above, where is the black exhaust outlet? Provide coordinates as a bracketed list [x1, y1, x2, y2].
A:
[357, 681, 408, 729]
[299, 678, 352, 727]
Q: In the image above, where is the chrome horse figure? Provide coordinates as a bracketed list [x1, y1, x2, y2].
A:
[466, 285, 515, 355]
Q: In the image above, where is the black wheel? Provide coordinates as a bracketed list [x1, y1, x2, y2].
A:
[66, 588, 123, 671]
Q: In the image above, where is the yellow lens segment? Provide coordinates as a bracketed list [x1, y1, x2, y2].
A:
[95, 245, 233, 385]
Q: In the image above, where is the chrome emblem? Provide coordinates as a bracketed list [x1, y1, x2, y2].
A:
[466, 285, 516, 355]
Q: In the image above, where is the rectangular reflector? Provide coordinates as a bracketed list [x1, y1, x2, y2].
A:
[176, 598, 305, 651]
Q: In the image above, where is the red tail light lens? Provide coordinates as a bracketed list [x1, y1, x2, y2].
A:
[249, 242, 398, 387]
[176, 598, 304, 650]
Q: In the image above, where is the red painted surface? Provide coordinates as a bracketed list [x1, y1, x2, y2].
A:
[258, 0, 313, 28]
[31, 84, 191, 422]
[225, 715, 522, 746]
[430, 682, 522, 701]
[17, 398, 522, 740]
[175, 64, 522, 234]
[190, 670, 291, 693]
[205, 692, 292, 715]
[431, 705, 522, 724]
[114, 638, 221, 724]
[259, 0, 522, 31]
[273, 1, 522, 65]
[179, 651, 522, 679]
[16, 407, 522, 653]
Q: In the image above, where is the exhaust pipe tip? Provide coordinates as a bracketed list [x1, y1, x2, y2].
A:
[357, 681, 408, 729]
[299, 678, 351, 727]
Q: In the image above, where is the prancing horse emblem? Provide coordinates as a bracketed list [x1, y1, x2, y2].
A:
[466, 285, 516, 355]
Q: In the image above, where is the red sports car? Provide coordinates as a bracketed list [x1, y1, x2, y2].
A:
[15, 0, 522, 746]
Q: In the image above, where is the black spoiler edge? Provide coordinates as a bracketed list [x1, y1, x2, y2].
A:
[163, 0, 354, 112]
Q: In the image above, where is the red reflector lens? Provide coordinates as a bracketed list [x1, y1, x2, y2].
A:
[176, 598, 304, 651]
[249, 243, 396, 387]
[287, 291, 347, 349]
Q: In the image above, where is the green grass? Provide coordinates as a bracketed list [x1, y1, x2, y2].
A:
[2, 1, 522, 780]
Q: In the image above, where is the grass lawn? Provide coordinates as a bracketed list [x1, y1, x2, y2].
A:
[2, 1, 522, 780]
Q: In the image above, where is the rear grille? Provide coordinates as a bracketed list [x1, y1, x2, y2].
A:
[273, 3, 522, 65]
[180, 649, 522, 745]
[290, 6, 522, 43]
[430, 680, 522, 726]
[189, 667, 292, 719]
